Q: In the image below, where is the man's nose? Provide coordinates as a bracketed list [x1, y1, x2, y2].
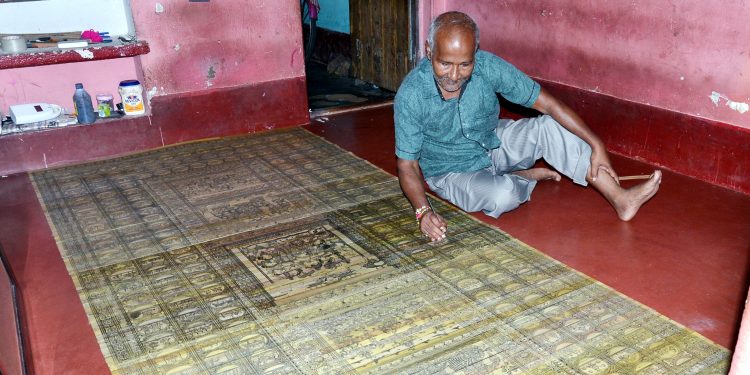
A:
[449, 66, 460, 81]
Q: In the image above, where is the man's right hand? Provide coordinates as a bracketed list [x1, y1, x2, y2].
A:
[397, 158, 448, 242]
[420, 210, 447, 242]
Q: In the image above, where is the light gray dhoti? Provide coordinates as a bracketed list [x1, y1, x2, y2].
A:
[424, 115, 592, 218]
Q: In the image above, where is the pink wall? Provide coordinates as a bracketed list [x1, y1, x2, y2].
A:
[130, 0, 305, 96]
[421, 1, 750, 129]
[0, 0, 305, 115]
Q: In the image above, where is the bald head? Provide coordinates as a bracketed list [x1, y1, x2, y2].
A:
[427, 11, 479, 52]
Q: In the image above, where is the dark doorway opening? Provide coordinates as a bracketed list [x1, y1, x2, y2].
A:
[300, 0, 418, 116]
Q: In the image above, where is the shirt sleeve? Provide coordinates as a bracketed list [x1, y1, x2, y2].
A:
[394, 89, 423, 160]
[482, 51, 541, 108]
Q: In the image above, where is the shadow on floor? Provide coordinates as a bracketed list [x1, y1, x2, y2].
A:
[305, 61, 395, 111]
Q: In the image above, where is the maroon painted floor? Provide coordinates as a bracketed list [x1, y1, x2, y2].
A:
[0, 106, 748, 374]
[306, 107, 750, 351]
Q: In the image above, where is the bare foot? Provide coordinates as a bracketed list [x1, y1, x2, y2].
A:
[613, 170, 662, 221]
[512, 168, 561, 182]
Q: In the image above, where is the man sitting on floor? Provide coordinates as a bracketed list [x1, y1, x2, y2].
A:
[395, 11, 661, 242]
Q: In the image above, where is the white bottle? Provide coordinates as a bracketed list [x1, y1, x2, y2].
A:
[118, 80, 145, 115]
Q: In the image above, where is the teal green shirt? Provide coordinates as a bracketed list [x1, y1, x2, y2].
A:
[394, 50, 540, 177]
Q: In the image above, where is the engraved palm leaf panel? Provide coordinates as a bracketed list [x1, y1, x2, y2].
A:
[32, 129, 401, 272]
[31, 129, 730, 374]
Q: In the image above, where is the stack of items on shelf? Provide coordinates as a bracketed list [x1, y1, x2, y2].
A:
[0, 30, 116, 54]
[1, 80, 144, 136]
[0, 104, 77, 135]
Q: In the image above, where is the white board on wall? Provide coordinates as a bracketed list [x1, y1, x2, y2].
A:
[0, 0, 135, 36]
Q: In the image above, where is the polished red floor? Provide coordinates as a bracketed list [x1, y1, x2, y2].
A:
[0, 106, 748, 374]
[305, 106, 750, 350]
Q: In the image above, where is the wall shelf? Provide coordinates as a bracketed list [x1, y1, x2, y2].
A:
[0, 41, 150, 70]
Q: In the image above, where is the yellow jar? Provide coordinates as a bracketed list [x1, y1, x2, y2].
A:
[118, 80, 145, 115]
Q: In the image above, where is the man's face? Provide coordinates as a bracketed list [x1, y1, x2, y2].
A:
[426, 27, 476, 94]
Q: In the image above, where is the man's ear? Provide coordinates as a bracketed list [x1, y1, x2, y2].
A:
[425, 41, 431, 60]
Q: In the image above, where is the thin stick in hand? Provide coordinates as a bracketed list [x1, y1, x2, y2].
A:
[618, 174, 652, 181]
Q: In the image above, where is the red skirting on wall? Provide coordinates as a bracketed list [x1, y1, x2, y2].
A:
[0, 77, 309, 176]
[535, 79, 750, 196]
[1, 75, 747, 196]
[153, 77, 308, 145]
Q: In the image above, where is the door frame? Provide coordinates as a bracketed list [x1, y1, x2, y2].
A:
[408, 0, 420, 70]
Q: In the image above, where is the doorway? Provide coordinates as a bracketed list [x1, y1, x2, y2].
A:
[301, 0, 418, 116]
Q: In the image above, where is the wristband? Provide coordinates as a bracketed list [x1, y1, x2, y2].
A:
[415, 205, 431, 226]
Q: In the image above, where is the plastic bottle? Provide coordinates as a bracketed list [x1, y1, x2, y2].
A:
[73, 83, 96, 124]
